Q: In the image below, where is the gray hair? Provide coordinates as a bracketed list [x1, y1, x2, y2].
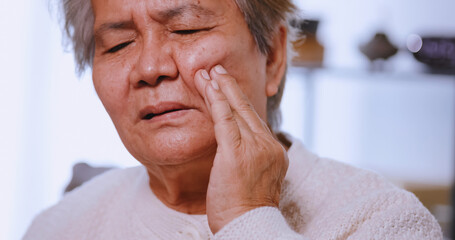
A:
[61, 0, 296, 130]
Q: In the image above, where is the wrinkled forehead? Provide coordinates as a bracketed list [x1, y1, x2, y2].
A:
[91, 0, 238, 25]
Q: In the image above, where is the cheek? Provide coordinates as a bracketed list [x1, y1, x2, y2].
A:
[92, 59, 131, 118]
[172, 33, 268, 117]
[174, 34, 231, 82]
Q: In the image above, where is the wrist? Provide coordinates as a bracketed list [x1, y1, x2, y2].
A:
[208, 202, 277, 234]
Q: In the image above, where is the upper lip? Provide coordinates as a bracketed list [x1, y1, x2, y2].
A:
[139, 102, 191, 120]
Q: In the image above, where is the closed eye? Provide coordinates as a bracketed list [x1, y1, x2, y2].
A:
[173, 29, 202, 35]
[172, 27, 214, 35]
[106, 41, 133, 54]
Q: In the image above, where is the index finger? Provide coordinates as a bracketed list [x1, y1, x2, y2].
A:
[194, 69, 243, 147]
[209, 65, 269, 134]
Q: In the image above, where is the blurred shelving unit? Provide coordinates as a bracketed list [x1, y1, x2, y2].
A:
[281, 66, 455, 237]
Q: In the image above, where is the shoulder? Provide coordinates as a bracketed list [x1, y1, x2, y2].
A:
[280, 137, 442, 239]
[23, 166, 145, 239]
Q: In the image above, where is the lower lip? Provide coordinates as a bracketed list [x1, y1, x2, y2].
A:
[144, 109, 192, 123]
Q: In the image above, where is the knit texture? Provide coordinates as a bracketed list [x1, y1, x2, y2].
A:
[23, 138, 442, 240]
[215, 207, 305, 240]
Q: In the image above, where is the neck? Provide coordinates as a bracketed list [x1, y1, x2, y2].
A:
[145, 132, 290, 215]
[146, 150, 215, 215]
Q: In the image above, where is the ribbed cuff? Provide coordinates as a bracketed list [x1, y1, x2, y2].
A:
[214, 207, 305, 240]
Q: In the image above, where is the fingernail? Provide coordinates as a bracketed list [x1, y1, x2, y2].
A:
[211, 80, 219, 90]
[214, 65, 227, 74]
[201, 70, 211, 80]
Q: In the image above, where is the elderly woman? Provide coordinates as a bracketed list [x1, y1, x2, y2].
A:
[24, 0, 442, 239]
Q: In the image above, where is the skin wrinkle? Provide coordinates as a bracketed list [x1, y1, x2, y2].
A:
[157, 3, 216, 21]
[93, 3, 219, 49]
[91, 0, 286, 215]
[94, 21, 135, 43]
[64, 0, 295, 129]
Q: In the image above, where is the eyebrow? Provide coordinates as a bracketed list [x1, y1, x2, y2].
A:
[94, 21, 135, 39]
[158, 3, 215, 21]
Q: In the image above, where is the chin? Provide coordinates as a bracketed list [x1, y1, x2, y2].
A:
[121, 122, 217, 166]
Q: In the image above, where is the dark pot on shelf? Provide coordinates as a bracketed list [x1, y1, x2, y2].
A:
[360, 32, 398, 62]
[290, 19, 325, 68]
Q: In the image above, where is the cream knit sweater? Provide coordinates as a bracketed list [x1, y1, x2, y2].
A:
[23, 139, 442, 239]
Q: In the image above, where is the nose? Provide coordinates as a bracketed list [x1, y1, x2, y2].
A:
[129, 38, 178, 88]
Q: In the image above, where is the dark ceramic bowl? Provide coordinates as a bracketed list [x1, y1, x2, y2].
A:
[412, 37, 455, 71]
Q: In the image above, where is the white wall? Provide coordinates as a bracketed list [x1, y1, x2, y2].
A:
[1, 0, 137, 239]
[1, 0, 454, 239]
[0, 1, 31, 239]
[281, 69, 455, 186]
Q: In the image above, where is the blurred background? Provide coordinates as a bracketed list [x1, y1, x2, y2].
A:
[1, 0, 454, 239]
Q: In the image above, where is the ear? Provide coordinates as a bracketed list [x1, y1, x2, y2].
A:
[265, 24, 288, 97]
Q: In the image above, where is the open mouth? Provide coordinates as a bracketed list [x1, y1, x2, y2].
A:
[143, 109, 183, 120]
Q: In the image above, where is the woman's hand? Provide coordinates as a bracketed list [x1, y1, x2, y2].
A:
[194, 65, 289, 234]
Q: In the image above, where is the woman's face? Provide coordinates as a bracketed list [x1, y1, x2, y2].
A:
[92, 0, 273, 166]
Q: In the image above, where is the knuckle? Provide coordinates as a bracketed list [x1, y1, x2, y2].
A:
[216, 74, 236, 86]
[239, 92, 252, 104]
[220, 111, 235, 123]
[267, 140, 287, 163]
[212, 102, 235, 122]
[238, 102, 254, 113]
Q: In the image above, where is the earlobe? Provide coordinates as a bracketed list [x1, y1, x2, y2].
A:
[265, 24, 287, 97]
[266, 84, 279, 97]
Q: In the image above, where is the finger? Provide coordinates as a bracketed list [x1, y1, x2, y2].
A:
[204, 82, 243, 148]
[194, 69, 213, 116]
[206, 78, 251, 136]
[209, 65, 268, 134]
[195, 69, 250, 138]
[231, 108, 252, 137]
[196, 69, 247, 146]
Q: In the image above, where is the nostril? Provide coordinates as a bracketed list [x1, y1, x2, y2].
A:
[156, 75, 170, 84]
[136, 75, 172, 88]
[137, 80, 149, 87]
